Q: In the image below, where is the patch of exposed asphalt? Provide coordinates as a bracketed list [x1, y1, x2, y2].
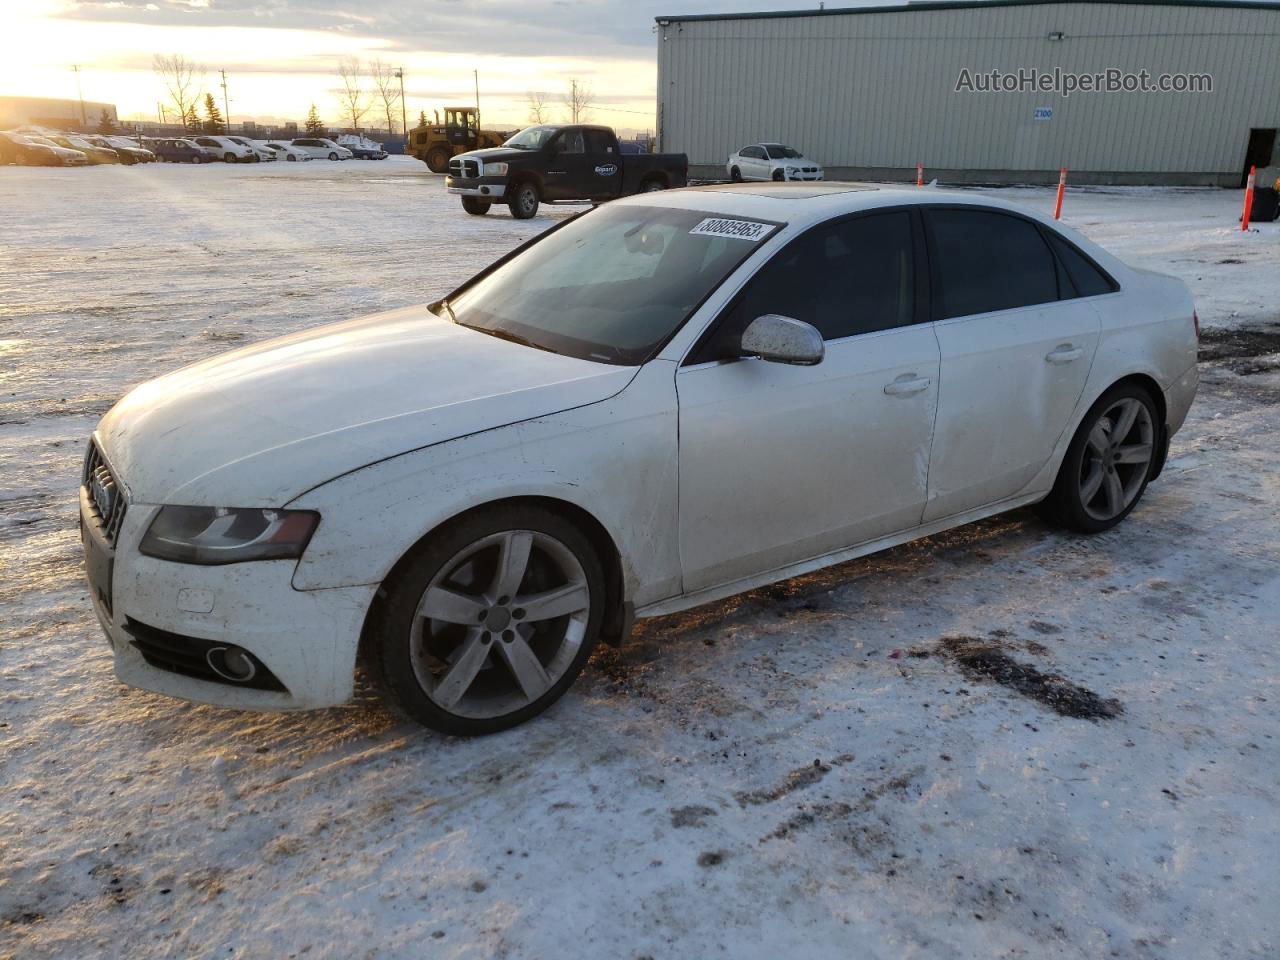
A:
[762, 767, 925, 842]
[939, 636, 1123, 720]
[734, 754, 856, 808]
[1198, 323, 1280, 375]
[670, 805, 718, 828]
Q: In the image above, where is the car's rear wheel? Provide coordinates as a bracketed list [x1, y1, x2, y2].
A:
[426, 148, 451, 173]
[461, 197, 492, 215]
[1038, 384, 1159, 533]
[730, 166, 742, 182]
[640, 178, 666, 193]
[508, 181, 540, 219]
[370, 506, 606, 735]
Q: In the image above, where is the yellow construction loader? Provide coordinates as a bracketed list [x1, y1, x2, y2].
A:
[407, 107, 508, 172]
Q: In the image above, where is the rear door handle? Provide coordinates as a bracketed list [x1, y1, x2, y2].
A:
[884, 374, 932, 397]
[1045, 345, 1084, 364]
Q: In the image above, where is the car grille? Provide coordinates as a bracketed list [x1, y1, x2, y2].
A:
[83, 440, 127, 546]
[449, 156, 480, 179]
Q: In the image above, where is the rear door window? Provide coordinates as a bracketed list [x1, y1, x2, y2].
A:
[927, 208, 1058, 318]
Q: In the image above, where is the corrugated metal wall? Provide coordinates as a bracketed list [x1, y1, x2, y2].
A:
[656, 2, 1280, 181]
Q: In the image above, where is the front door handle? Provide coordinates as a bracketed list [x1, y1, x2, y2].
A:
[1045, 345, 1084, 364]
[884, 374, 932, 397]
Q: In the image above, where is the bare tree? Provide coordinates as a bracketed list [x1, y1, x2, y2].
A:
[562, 78, 594, 124]
[370, 58, 401, 135]
[153, 54, 204, 130]
[335, 57, 370, 132]
[526, 90, 550, 124]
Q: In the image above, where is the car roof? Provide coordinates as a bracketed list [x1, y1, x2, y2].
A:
[613, 182, 1126, 273]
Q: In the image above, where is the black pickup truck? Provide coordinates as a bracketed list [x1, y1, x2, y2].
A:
[445, 124, 688, 219]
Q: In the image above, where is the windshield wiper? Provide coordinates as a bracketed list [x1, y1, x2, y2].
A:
[459, 322, 558, 355]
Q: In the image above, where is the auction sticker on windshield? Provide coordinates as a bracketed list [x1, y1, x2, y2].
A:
[689, 218, 772, 242]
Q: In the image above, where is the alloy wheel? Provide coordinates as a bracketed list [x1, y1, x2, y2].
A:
[408, 530, 591, 719]
[1078, 397, 1154, 521]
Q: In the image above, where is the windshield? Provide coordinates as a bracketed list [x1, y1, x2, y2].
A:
[764, 145, 803, 159]
[503, 125, 558, 150]
[442, 205, 781, 365]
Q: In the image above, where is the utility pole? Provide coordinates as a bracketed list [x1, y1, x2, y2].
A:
[72, 65, 86, 128]
[395, 66, 407, 138]
[220, 69, 231, 132]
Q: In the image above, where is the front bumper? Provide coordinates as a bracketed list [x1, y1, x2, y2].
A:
[784, 170, 824, 181]
[446, 176, 507, 199]
[83, 497, 377, 710]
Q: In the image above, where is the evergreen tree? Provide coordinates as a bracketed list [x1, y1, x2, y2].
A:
[305, 104, 324, 135]
[183, 104, 200, 132]
[97, 109, 115, 134]
[203, 93, 225, 133]
[418, 110, 428, 128]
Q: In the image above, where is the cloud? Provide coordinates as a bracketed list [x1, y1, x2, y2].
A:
[57, 0, 830, 59]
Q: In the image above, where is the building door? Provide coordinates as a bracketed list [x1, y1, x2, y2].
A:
[1242, 128, 1276, 187]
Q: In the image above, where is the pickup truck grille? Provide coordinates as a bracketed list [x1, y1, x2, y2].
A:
[449, 157, 481, 179]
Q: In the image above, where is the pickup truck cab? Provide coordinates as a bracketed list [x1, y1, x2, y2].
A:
[445, 124, 688, 218]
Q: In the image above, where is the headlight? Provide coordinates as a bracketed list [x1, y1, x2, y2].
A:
[484, 162, 508, 176]
[140, 506, 319, 565]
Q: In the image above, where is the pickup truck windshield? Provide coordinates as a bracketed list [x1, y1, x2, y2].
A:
[504, 126, 558, 150]
[444, 205, 781, 365]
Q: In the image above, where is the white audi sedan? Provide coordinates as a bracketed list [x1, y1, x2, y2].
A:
[728, 143, 824, 182]
[80, 184, 1198, 735]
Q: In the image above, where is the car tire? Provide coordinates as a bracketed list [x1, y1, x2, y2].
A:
[224, 152, 236, 163]
[507, 181, 540, 219]
[730, 166, 742, 182]
[461, 197, 492, 215]
[369, 505, 607, 735]
[287, 154, 297, 161]
[1036, 383, 1160, 534]
[772, 169, 785, 182]
[426, 148, 451, 173]
[640, 178, 666, 193]
[328, 152, 338, 161]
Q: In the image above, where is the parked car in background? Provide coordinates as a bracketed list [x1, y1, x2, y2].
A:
[192, 136, 256, 163]
[48, 134, 121, 164]
[290, 138, 353, 161]
[87, 135, 155, 164]
[445, 123, 688, 218]
[260, 141, 310, 161]
[78, 186, 1198, 734]
[727, 143, 824, 182]
[344, 143, 388, 160]
[0, 131, 87, 166]
[226, 136, 276, 162]
[148, 138, 219, 163]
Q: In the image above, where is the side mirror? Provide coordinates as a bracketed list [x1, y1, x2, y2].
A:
[739, 314, 824, 366]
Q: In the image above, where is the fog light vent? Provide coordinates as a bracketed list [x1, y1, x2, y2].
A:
[124, 619, 286, 692]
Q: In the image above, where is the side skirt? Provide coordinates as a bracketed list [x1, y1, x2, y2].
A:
[635, 491, 1046, 619]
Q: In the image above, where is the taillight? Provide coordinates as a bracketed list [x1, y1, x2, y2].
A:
[1192, 309, 1200, 339]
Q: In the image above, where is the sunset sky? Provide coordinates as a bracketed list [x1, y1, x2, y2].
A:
[4, 0, 827, 134]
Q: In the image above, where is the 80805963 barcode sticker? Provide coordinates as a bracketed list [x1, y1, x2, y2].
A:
[688, 218, 771, 242]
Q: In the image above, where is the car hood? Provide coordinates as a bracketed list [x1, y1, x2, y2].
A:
[459, 147, 532, 164]
[96, 306, 637, 507]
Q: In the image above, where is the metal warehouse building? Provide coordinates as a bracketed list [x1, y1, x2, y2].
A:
[655, 0, 1280, 185]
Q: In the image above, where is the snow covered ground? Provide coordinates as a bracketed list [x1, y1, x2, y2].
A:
[2, 159, 1278, 959]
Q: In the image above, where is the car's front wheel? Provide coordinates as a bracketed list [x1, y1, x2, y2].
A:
[224, 152, 236, 162]
[328, 152, 338, 161]
[461, 197, 491, 215]
[1038, 384, 1159, 533]
[730, 166, 742, 182]
[508, 181, 540, 219]
[370, 506, 606, 735]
